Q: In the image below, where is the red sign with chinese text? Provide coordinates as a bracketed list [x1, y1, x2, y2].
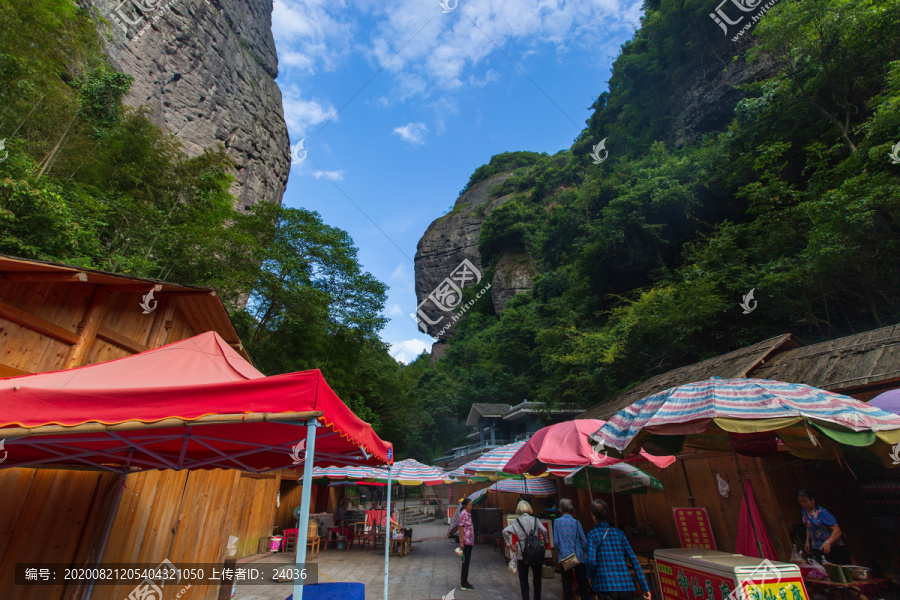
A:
[656, 557, 735, 600]
[673, 507, 716, 550]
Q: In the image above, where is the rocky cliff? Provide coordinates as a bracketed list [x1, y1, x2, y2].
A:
[414, 173, 535, 339]
[82, 0, 290, 210]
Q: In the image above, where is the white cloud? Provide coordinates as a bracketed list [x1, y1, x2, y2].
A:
[314, 169, 345, 181]
[272, 0, 642, 100]
[388, 303, 404, 316]
[389, 339, 431, 364]
[389, 263, 412, 284]
[393, 122, 428, 145]
[281, 86, 337, 136]
[272, 0, 355, 74]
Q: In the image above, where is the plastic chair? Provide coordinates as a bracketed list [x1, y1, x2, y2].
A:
[282, 528, 298, 553]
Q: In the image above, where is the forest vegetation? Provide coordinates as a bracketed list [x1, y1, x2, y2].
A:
[2, 0, 899, 460]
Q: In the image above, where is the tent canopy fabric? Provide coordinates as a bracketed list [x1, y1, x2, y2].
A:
[591, 377, 900, 466]
[467, 477, 559, 504]
[870, 388, 900, 415]
[504, 419, 676, 476]
[0, 332, 392, 473]
[313, 459, 446, 485]
[735, 479, 778, 559]
[366, 458, 447, 485]
[562, 463, 664, 494]
[461, 440, 527, 476]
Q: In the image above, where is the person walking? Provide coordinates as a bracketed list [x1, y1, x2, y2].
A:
[457, 498, 476, 591]
[554, 498, 589, 600]
[503, 500, 547, 600]
[585, 499, 651, 600]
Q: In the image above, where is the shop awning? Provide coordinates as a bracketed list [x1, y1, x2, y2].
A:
[0, 331, 392, 473]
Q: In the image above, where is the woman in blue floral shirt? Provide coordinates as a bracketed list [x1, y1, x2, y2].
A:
[798, 490, 849, 564]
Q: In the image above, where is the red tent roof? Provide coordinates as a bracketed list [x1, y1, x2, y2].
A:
[0, 332, 392, 473]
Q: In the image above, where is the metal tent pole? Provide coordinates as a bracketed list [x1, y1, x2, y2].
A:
[294, 419, 319, 600]
[384, 463, 394, 600]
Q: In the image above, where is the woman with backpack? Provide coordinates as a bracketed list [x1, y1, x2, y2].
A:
[585, 499, 651, 600]
[503, 500, 547, 600]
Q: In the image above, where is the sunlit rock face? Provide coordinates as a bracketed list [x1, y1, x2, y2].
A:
[82, 0, 290, 210]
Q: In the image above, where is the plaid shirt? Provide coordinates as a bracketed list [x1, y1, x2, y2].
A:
[458, 508, 475, 545]
[585, 523, 649, 593]
[553, 514, 587, 563]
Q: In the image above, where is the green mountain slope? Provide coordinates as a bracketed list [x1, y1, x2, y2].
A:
[403, 0, 900, 460]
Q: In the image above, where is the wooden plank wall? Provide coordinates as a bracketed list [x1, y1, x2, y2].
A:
[630, 452, 810, 561]
[0, 277, 273, 600]
[226, 474, 280, 559]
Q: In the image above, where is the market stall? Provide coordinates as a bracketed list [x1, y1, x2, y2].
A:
[0, 331, 395, 600]
[591, 376, 900, 593]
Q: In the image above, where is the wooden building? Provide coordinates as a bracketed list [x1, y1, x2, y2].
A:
[578, 324, 900, 566]
[0, 255, 279, 600]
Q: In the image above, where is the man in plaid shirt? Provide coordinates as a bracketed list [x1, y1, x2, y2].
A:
[585, 499, 651, 600]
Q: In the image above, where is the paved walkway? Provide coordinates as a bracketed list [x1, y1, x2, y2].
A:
[235, 521, 540, 600]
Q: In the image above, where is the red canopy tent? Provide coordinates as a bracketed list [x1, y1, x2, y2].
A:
[0, 331, 394, 599]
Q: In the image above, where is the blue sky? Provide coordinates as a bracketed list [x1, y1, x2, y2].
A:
[271, 0, 643, 363]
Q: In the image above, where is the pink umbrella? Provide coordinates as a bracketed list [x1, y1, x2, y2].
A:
[504, 419, 676, 475]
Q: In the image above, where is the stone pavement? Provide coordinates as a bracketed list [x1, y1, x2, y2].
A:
[235, 521, 542, 600]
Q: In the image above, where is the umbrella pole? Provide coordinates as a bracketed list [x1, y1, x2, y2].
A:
[584, 467, 594, 501]
[295, 419, 319, 600]
[384, 463, 393, 600]
[611, 490, 617, 528]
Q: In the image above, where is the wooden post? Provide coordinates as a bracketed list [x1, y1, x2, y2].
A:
[217, 558, 237, 600]
[268, 471, 283, 535]
[144, 292, 171, 347]
[65, 286, 109, 368]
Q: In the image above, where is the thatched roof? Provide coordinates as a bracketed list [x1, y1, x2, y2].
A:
[465, 403, 512, 426]
[751, 323, 900, 401]
[578, 334, 797, 420]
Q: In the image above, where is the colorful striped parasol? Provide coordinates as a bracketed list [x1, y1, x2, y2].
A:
[590, 377, 900, 466]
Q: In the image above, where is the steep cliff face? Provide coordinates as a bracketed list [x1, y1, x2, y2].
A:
[414, 173, 517, 339]
[670, 51, 778, 148]
[82, 0, 290, 210]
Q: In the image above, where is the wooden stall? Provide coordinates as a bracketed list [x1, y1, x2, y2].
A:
[0, 255, 279, 600]
[579, 324, 900, 568]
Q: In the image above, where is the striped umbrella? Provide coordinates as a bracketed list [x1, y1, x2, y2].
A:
[366, 458, 447, 486]
[562, 463, 664, 494]
[590, 377, 900, 467]
[311, 465, 386, 481]
[467, 477, 559, 505]
[461, 441, 528, 477]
